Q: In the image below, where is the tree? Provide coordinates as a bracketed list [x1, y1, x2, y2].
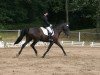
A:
[95, 0, 100, 39]
[96, 0, 100, 32]
[65, 0, 69, 25]
[0, 0, 99, 30]
[68, 0, 98, 30]
[0, 0, 28, 23]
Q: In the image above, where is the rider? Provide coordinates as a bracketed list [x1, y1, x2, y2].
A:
[42, 11, 53, 42]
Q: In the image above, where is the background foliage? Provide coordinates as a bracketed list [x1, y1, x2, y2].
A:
[0, 0, 99, 30]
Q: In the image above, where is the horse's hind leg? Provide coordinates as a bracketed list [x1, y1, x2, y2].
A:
[31, 40, 38, 56]
[16, 37, 32, 57]
[55, 41, 66, 56]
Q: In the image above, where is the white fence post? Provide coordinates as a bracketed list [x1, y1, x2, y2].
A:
[79, 32, 81, 42]
[18, 30, 20, 37]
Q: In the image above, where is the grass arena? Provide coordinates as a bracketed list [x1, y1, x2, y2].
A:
[0, 46, 100, 75]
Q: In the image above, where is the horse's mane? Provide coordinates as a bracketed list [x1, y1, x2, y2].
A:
[53, 22, 66, 30]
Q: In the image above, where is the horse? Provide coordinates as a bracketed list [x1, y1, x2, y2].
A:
[14, 23, 70, 58]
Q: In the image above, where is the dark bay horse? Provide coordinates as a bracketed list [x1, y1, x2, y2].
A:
[14, 23, 70, 58]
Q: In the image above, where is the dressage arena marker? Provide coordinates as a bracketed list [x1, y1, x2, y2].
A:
[90, 42, 100, 47]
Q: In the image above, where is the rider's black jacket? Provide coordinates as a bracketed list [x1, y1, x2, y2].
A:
[42, 15, 50, 28]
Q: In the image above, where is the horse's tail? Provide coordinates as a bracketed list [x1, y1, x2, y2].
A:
[14, 29, 29, 44]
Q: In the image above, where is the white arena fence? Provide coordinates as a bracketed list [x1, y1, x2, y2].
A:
[0, 41, 85, 48]
[0, 30, 100, 48]
[90, 42, 100, 47]
[61, 41, 85, 46]
[0, 40, 100, 48]
[69, 31, 100, 42]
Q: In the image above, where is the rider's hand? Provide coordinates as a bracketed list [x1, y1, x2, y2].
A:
[50, 24, 52, 27]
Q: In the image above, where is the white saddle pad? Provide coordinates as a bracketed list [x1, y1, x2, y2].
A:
[40, 27, 54, 36]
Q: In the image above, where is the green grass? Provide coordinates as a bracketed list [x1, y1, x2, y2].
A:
[60, 28, 100, 42]
[0, 20, 41, 41]
[0, 28, 99, 42]
[0, 31, 18, 42]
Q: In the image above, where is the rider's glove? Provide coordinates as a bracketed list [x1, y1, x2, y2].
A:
[50, 24, 52, 27]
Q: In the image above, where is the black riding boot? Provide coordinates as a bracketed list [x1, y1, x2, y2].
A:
[48, 32, 53, 42]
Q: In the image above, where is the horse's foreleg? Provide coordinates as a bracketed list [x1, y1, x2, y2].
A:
[55, 41, 66, 56]
[42, 42, 53, 58]
[31, 41, 38, 56]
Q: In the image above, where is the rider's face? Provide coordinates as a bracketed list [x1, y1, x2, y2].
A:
[44, 12, 48, 16]
[46, 13, 48, 15]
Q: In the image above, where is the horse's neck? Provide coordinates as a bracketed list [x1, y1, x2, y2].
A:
[54, 25, 63, 36]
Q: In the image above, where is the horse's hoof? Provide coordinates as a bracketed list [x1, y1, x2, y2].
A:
[13, 55, 19, 58]
[41, 56, 45, 58]
[64, 54, 67, 56]
[15, 54, 19, 58]
[36, 54, 38, 56]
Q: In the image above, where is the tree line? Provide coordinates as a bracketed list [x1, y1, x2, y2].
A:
[0, 0, 99, 30]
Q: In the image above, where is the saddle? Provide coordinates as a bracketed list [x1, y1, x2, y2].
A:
[40, 27, 54, 36]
